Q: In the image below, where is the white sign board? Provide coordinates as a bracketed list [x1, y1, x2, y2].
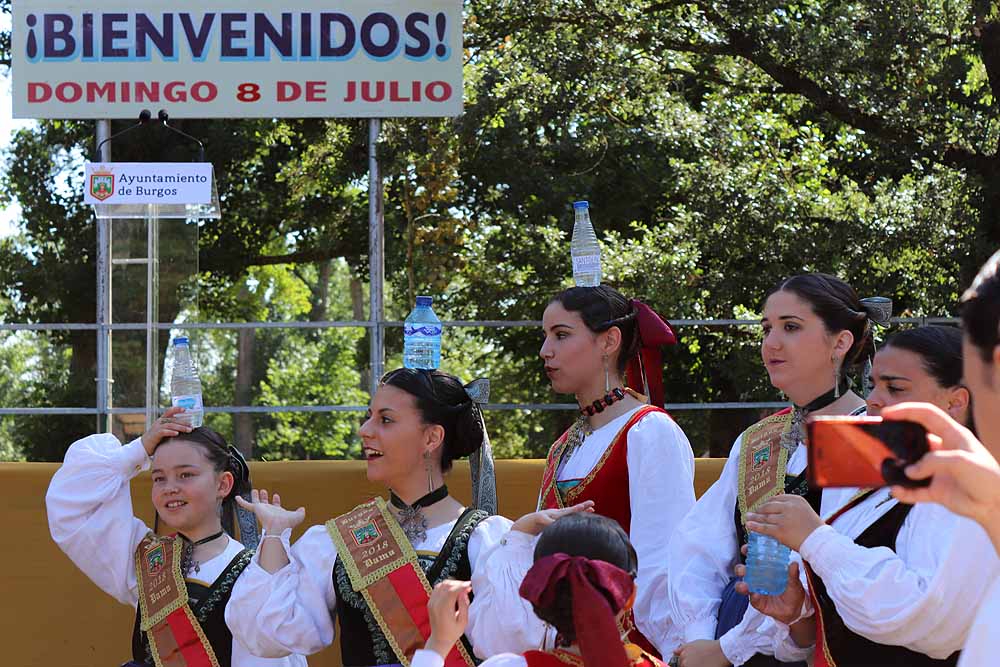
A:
[13, 1, 463, 119]
[84, 162, 214, 205]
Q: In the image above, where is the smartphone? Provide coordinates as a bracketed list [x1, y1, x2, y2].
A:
[806, 415, 933, 488]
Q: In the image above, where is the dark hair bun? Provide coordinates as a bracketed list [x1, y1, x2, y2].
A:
[381, 368, 483, 472]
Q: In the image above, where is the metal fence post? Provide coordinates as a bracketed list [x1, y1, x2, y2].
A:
[368, 119, 384, 397]
[95, 120, 112, 433]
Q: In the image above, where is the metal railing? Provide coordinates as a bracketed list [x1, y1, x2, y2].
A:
[0, 316, 959, 416]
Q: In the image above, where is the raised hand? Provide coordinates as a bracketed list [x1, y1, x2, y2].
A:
[235, 488, 306, 535]
[141, 406, 193, 456]
[511, 501, 596, 536]
[425, 579, 473, 659]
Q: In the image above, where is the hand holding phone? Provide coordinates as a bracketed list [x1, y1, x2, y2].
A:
[806, 416, 934, 489]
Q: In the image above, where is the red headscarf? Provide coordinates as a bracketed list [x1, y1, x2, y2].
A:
[519, 554, 636, 667]
[623, 299, 676, 408]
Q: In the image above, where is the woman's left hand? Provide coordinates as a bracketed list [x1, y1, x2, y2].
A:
[745, 494, 824, 551]
[425, 579, 472, 659]
[672, 639, 731, 667]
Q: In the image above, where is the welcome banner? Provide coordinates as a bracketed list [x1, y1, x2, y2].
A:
[12, 0, 463, 118]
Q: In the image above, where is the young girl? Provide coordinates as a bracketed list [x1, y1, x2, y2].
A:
[45, 407, 304, 667]
[667, 273, 881, 667]
[738, 325, 998, 665]
[227, 368, 584, 666]
[469, 286, 695, 657]
[415, 513, 664, 667]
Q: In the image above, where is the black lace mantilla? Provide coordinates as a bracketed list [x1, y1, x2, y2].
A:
[334, 508, 488, 666]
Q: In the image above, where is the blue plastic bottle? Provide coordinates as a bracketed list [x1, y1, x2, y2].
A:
[744, 532, 790, 595]
[403, 296, 442, 370]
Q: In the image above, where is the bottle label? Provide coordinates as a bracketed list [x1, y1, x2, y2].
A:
[404, 324, 442, 336]
[172, 394, 204, 411]
[572, 254, 601, 274]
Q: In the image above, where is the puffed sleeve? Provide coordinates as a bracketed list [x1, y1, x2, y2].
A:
[626, 412, 696, 655]
[666, 436, 743, 644]
[226, 524, 339, 657]
[45, 433, 153, 607]
[466, 526, 555, 658]
[798, 504, 999, 658]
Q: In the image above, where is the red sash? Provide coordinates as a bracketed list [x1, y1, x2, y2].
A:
[327, 497, 475, 667]
[134, 534, 219, 667]
[803, 489, 877, 667]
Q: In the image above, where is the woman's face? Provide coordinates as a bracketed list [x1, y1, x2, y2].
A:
[539, 301, 606, 396]
[151, 440, 232, 534]
[360, 384, 441, 486]
[964, 335, 1000, 448]
[866, 345, 967, 422]
[760, 289, 850, 404]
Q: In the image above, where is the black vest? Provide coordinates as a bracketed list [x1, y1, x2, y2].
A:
[334, 508, 488, 667]
[735, 470, 821, 561]
[810, 501, 960, 667]
[130, 548, 254, 667]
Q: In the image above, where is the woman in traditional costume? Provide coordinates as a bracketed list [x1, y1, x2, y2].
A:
[468, 285, 695, 657]
[414, 512, 664, 667]
[227, 368, 585, 666]
[738, 323, 999, 665]
[666, 273, 887, 667]
[46, 407, 303, 667]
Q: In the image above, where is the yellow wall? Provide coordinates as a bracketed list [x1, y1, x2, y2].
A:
[3, 458, 726, 667]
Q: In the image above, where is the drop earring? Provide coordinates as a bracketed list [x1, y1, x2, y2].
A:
[425, 451, 434, 493]
[833, 356, 842, 398]
[603, 354, 610, 393]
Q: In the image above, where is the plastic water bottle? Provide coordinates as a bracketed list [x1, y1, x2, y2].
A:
[571, 201, 602, 287]
[403, 296, 442, 370]
[744, 532, 789, 595]
[170, 337, 204, 427]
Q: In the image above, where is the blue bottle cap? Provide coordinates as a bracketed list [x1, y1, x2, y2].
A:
[573, 200, 589, 210]
[172, 336, 189, 345]
[415, 296, 433, 307]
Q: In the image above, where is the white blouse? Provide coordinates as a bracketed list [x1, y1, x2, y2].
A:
[771, 487, 1000, 662]
[44, 433, 304, 667]
[225, 502, 513, 658]
[959, 575, 1000, 666]
[666, 429, 809, 665]
[466, 408, 696, 657]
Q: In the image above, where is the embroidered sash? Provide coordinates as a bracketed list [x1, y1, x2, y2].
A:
[134, 534, 219, 667]
[327, 498, 476, 667]
[736, 409, 794, 525]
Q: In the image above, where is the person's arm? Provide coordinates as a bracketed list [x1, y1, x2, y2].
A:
[666, 438, 741, 645]
[45, 433, 156, 606]
[225, 525, 338, 657]
[794, 502, 997, 658]
[625, 413, 696, 656]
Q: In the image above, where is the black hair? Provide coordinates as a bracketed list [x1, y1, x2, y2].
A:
[961, 250, 1000, 364]
[156, 427, 250, 538]
[530, 513, 638, 645]
[380, 368, 483, 472]
[550, 286, 639, 374]
[768, 273, 875, 378]
[883, 326, 964, 388]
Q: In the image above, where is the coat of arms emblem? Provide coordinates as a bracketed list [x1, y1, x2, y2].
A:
[145, 544, 165, 574]
[752, 443, 771, 470]
[90, 172, 114, 201]
[352, 522, 381, 546]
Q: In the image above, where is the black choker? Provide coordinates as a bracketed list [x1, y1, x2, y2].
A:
[181, 530, 225, 546]
[390, 485, 449, 543]
[781, 380, 850, 452]
[798, 380, 849, 412]
[580, 387, 627, 417]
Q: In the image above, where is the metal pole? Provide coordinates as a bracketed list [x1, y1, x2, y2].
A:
[368, 119, 385, 398]
[145, 206, 160, 429]
[96, 120, 112, 433]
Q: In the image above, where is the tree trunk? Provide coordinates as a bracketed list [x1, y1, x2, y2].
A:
[350, 272, 370, 392]
[234, 328, 256, 457]
[309, 259, 333, 322]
